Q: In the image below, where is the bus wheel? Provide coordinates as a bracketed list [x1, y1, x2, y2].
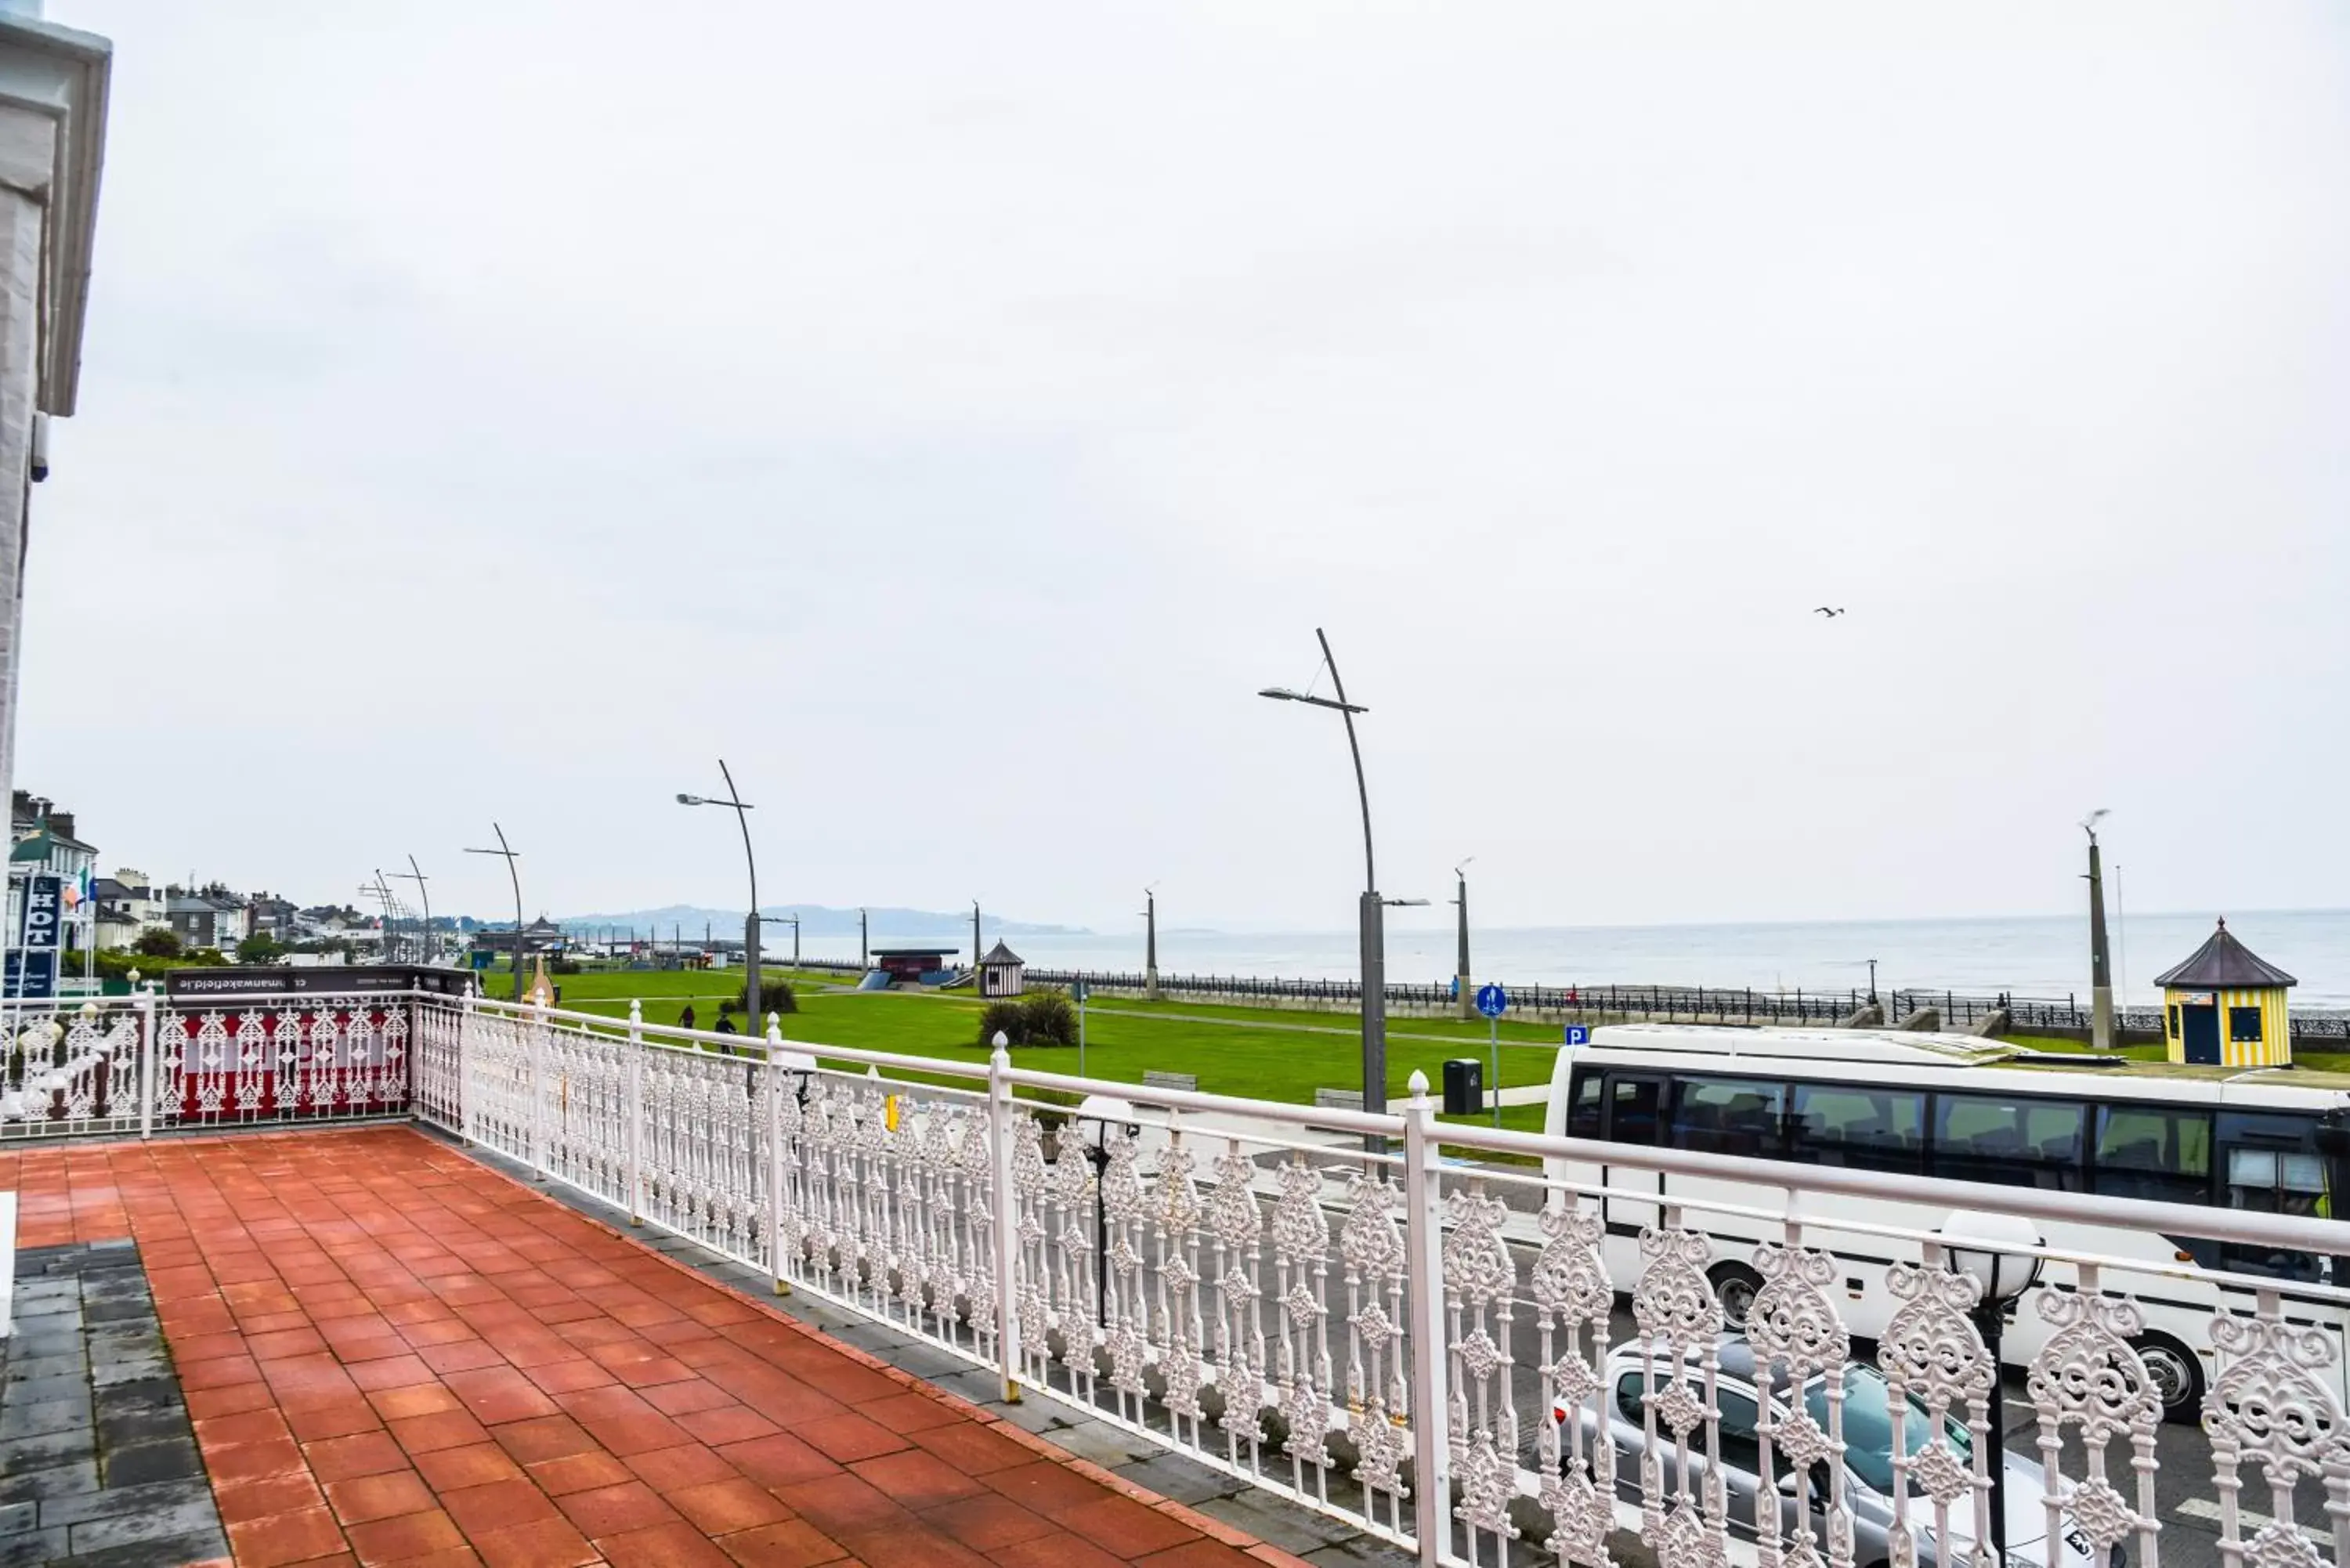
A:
[2131, 1334, 2203, 1424]
[1708, 1263, 1764, 1331]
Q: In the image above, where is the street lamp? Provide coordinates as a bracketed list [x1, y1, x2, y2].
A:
[462, 826, 525, 1001]
[1940, 1209, 2043, 1566]
[1142, 884, 1160, 1002]
[1260, 627, 1397, 1152]
[2082, 809, 2113, 1051]
[387, 855, 434, 966]
[678, 761, 761, 1032]
[1075, 1093, 1138, 1328]
[1452, 857, 1476, 1021]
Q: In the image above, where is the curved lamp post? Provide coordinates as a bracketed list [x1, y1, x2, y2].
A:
[1261, 628, 1427, 1154]
[679, 761, 759, 1031]
[462, 826, 525, 1000]
[1940, 1209, 2044, 1566]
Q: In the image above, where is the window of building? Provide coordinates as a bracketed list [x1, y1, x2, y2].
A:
[1668, 1077, 1785, 1160]
[2167, 1005, 2180, 1036]
[2229, 1006, 2264, 1043]
[1932, 1094, 2084, 1190]
[1788, 1085, 1925, 1175]
[2092, 1105, 2211, 1205]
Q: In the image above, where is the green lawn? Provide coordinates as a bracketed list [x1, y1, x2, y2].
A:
[520, 967, 1566, 1108]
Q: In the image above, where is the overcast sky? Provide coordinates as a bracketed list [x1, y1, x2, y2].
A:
[17, 2, 2350, 934]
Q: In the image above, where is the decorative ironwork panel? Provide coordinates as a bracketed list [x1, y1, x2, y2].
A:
[2205, 1288, 2350, 1568]
[1633, 1215, 1729, 1568]
[1533, 1200, 1615, 1568]
[2028, 1263, 2163, 1568]
[1444, 1180, 1520, 1565]
[1876, 1256, 1996, 1568]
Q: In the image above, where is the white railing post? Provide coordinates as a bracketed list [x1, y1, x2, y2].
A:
[625, 1000, 644, 1224]
[528, 993, 548, 1180]
[457, 992, 475, 1144]
[1402, 1069, 1451, 1567]
[988, 1041, 1022, 1403]
[135, 985, 156, 1140]
[766, 1014, 787, 1295]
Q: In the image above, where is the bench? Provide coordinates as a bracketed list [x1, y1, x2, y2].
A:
[1312, 1088, 1364, 1112]
[1142, 1071, 1198, 1094]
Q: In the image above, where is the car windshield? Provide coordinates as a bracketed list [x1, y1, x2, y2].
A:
[1802, 1364, 1970, 1494]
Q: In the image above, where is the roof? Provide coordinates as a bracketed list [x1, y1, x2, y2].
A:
[870, 947, 954, 958]
[2152, 918, 2297, 991]
[979, 941, 1024, 966]
[10, 829, 95, 862]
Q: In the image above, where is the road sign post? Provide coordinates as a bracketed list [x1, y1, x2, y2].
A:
[1473, 982, 1508, 1125]
[1072, 976, 1090, 1078]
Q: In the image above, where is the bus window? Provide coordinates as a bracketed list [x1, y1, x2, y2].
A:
[1670, 1077, 1786, 1160]
[1788, 1085, 1925, 1175]
[2217, 1112, 2329, 1281]
[1608, 1076, 1664, 1146]
[1932, 1094, 2084, 1190]
[2093, 1105, 2212, 1205]
[1567, 1070, 1603, 1140]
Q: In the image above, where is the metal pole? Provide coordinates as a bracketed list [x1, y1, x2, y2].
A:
[1489, 1010, 1501, 1126]
[986, 1039, 1022, 1401]
[1144, 888, 1159, 1002]
[717, 759, 760, 1030]
[1401, 1071, 1450, 1563]
[972, 900, 981, 972]
[2087, 829, 2113, 1052]
[1455, 865, 1473, 1021]
[1314, 629, 1387, 1154]
[1360, 890, 1386, 1144]
[859, 908, 868, 969]
[1983, 1306, 2008, 1564]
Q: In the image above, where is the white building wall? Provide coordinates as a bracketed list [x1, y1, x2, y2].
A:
[0, 109, 44, 823]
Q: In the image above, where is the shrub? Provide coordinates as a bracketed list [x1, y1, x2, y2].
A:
[736, 977, 798, 1017]
[134, 930, 183, 959]
[977, 992, 1079, 1048]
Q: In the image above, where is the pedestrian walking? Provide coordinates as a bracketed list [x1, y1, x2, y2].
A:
[678, 1003, 697, 1032]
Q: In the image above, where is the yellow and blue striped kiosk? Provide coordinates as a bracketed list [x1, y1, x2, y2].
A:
[2153, 918, 2296, 1067]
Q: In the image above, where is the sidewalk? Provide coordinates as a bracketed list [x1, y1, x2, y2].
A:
[0, 1126, 1365, 1568]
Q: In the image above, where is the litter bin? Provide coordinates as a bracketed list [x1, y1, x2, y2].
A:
[1442, 1057, 1483, 1117]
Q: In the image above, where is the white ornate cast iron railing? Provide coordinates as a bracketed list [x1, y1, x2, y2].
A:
[407, 994, 2350, 1568]
[0, 988, 413, 1139]
[13, 988, 2350, 1568]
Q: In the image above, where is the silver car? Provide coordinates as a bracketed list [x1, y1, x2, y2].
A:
[1560, 1337, 2112, 1568]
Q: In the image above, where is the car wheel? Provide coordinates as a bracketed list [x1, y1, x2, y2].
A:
[1709, 1263, 1765, 1331]
[2131, 1333, 2203, 1424]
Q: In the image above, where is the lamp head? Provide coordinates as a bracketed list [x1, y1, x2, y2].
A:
[1258, 687, 1299, 703]
[1940, 1209, 2044, 1308]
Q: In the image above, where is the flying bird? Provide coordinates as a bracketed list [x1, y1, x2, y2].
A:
[1814, 606, 1846, 618]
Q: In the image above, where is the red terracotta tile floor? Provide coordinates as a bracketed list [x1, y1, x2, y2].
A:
[0, 1126, 1317, 1568]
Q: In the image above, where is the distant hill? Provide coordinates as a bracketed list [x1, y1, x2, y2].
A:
[551, 904, 1085, 941]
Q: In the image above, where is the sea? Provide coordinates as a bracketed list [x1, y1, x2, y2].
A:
[980, 909, 2350, 1010]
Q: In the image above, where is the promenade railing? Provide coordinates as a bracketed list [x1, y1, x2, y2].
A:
[407, 993, 2350, 1568]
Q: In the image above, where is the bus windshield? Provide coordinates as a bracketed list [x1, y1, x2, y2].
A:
[1802, 1364, 1969, 1495]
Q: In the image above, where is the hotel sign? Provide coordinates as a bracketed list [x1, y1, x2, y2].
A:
[5, 873, 62, 999]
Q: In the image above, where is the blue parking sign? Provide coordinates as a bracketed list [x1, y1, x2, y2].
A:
[1564, 1024, 1591, 1046]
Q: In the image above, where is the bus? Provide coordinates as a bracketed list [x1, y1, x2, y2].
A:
[1542, 1024, 2350, 1421]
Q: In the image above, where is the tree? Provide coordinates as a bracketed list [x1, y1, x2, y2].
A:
[236, 933, 285, 965]
[133, 929, 183, 959]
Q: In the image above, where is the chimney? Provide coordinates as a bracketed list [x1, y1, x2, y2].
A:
[47, 811, 73, 841]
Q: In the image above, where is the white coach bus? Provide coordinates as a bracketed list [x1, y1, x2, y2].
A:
[1542, 1024, 2350, 1421]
